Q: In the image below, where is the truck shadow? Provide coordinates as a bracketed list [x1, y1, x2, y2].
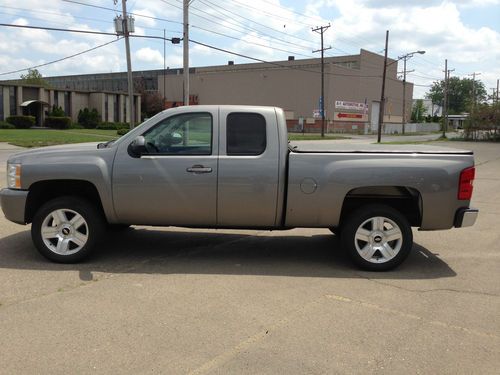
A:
[0, 227, 456, 280]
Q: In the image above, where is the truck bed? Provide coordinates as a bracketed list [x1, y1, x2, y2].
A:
[289, 142, 473, 155]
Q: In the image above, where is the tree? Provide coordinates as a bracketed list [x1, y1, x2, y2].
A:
[78, 108, 100, 129]
[411, 99, 427, 123]
[20, 68, 49, 86]
[425, 77, 487, 114]
[142, 91, 165, 118]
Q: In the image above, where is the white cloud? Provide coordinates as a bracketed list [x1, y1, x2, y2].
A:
[135, 47, 163, 65]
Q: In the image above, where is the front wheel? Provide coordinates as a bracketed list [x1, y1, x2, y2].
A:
[340, 204, 413, 271]
[31, 196, 104, 263]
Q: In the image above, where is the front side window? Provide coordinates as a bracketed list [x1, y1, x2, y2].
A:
[227, 113, 266, 156]
[143, 112, 212, 155]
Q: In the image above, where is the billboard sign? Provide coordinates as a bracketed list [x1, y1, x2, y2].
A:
[335, 100, 368, 111]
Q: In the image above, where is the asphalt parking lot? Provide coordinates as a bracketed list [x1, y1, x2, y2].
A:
[0, 140, 499, 374]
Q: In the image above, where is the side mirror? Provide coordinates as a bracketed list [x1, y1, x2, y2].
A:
[128, 136, 147, 158]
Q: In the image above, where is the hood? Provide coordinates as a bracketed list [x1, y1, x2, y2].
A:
[8, 142, 104, 163]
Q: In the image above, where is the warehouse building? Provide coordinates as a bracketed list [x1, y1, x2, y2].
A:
[39, 49, 413, 133]
[0, 83, 141, 126]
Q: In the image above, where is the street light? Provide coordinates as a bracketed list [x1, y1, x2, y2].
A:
[399, 50, 425, 134]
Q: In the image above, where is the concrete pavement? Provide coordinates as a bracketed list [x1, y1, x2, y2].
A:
[0, 140, 499, 374]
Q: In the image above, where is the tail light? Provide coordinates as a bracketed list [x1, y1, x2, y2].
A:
[458, 167, 475, 200]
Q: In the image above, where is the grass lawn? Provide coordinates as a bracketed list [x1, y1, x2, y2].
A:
[0, 129, 119, 147]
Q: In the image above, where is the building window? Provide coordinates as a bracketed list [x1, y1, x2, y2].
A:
[54, 91, 59, 108]
[9, 87, 17, 116]
[226, 113, 267, 156]
[0, 88, 4, 121]
[64, 92, 70, 116]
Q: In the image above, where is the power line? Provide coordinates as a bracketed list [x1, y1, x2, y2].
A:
[61, 0, 183, 25]
[0, 22, 397, 81]
[0, 22, 173, 41]
[198, 0, 316, 49]
[160, 0, 315, 56]
[0, 38, 122, 76]
[230, 0, 315, 27]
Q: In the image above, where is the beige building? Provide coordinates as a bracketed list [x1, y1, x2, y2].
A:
[159, 49, 413, 133]
[0, 83, 140, 126]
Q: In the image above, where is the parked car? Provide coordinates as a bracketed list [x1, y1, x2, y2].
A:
[1, 106, 478, 270]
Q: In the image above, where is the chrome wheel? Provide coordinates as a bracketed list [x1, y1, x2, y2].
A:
[354, 216, 403, 264]
[41, 208, 89, 256]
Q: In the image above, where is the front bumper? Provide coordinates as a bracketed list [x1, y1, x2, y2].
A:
[454, 207, 479, 228]
[0, 188, 28, 225]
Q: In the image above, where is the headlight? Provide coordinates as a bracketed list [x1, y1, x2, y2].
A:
[7, 163, 21, 189]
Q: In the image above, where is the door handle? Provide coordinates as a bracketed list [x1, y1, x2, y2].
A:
[187, 165, 212, 174]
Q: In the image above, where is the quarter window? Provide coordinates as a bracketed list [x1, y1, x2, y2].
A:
[226, 113, 266, 156]
[143, 112, 212, 155]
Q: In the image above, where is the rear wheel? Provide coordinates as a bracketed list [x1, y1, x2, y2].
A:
[340, 204, 413, 271]
[31, 196, 104, 263]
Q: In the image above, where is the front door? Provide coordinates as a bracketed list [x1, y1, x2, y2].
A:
[112, 110, 218, 226]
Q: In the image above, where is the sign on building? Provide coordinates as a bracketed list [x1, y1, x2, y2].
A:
[313, 109, 326, 118]
[335, 100, 368, 112]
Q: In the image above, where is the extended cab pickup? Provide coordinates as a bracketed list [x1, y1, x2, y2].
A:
[1, 105, 478, 270]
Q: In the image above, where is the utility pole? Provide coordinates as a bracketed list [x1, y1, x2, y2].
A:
[401, 64, 416, 133]
[163, 29, 166, 106]
[183, 0, 189, 106]
[312, 24, 331, 138]
[377, 30, 389, 143]
[442, 60, 454, 137]
[121, 0, 135, 129]
[468, 72, 482, 111]
[402, 56, 408, 134]
[399, 50, 425, 134]
[497, 79, 499, 103]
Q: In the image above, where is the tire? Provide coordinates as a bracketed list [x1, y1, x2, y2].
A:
[340, 204, 413, 271]
[329, 227, 340, 236]
[31, 196, 105, 263]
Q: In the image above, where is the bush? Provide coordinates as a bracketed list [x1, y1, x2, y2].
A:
[117, 128, 130, 136]
[97, 122, 130, 130]
[78, 108, 100, 129]
[44, 116, 72, 129]
[0, 121, 15, 129]
[6, 115, 35, 129]
[48, 105, 66, 117]
[69, 122, 84, 129]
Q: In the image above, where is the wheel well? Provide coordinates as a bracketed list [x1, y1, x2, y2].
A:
[25, 180, 105, 224]
[339, 186, 422, 227]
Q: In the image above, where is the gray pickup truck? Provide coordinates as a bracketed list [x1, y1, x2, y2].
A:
[1, 105, 478, 270]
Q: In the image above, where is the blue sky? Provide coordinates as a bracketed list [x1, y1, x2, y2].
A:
[0, 0, 499, 98]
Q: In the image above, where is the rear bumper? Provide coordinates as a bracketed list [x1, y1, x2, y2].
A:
[454, 207, 479, 228]
[0, 188, 28, 225]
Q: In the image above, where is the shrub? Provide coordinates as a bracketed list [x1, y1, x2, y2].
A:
[0, 121, 15, 129]
[44, 116, 72, 129]
[78, 108, 100, 129]
[48, 105, 66, 117]
[117, 128, 130, 136]
[97, 122, 129, 130]
[69, 122, 84, 129]
[6, 115, 35, 129]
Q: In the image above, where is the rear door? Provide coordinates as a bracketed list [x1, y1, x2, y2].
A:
[217, 108, 280, 227]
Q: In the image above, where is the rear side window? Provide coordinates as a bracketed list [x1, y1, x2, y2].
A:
[226, 113, 266, 156]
